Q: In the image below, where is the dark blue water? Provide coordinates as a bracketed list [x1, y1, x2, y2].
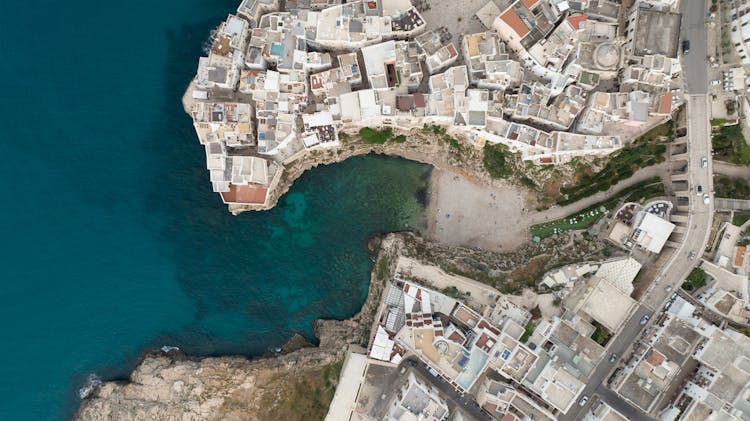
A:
[0, 1, 429, 419]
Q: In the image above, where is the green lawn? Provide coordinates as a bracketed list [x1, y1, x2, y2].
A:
[711, 118, 729, 127]
[520, 321, 536, 343]
[531, 206, 606, 239]
[712, 124, 750, 165]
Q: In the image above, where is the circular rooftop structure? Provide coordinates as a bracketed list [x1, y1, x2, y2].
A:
[594, 43, 620, 70]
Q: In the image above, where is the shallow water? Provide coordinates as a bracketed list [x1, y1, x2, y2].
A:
[0, 1, 430, 419]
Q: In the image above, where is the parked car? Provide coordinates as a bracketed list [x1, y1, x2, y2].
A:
[702, 157, 708, 168]
[711, 79, 722, 86]
[682, 40, 690, 54]
[579, 395, 589, 406]
[704, 194, 710, 205]
[640, 314, 651, 325]
[609, 353, 618, 363]
[697, 185, 703, 195]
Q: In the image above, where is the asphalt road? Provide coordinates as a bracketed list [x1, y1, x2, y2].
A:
[565, 15, 713, 416]
[681, 0, 708, 94]
[643, 95, 713, 311]
[560, 305, 656, 421]
[402, 357, 493, 421]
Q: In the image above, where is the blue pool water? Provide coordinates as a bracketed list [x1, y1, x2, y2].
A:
[0, 1, 430, 419]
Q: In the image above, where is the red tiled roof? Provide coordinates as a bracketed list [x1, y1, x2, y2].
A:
[447, 44, 458, 58]
[658, 93, 673, 114]
[736, 246, 746, 267]
[221, 184, 268, 204]
[566, 14, 587, 30]
[413, 93, 426, 108]
[646, 350, 666, 366]
[500, 9, 530, 38]
[521, 0, 538, 8]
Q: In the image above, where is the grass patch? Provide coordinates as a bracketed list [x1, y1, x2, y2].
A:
[520, 176, 537, 188]
[712, 123, 750, 165]
[682, 267, 707, 291]
[441, 286, 468, 300]
[733, 210, 750, 226]
[257, 360, 343, 421]
[520, 321, 536, 343]
[391, 134, 407, 143]
[711, 118, 729, 127]
[359, 127, 393, 144]
[590, 321, 612, 346]
[715, 175, 750, 199]
[376, 256, 390, 280]
[728, 321, 750, 338]
[558, 121, 671, 205]
[483, 143, 509, 178]
[531, 206, 606, 239]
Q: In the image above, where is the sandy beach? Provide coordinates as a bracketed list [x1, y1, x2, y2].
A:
[426, 170, 531, 250]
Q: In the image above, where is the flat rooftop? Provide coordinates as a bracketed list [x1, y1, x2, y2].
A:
[632, 8, 681, 58]
[581, 277, 637, 333]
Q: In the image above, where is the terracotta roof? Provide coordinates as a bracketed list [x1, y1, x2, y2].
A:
[221, 184, 268, 204]
[397, 95, 414, 111]
[413, 93, 426, 108]
[658, 93, 673, 114]
[521, 0, 538, 8]
[736, 246, 746, 267]
[646, 350, 666, 366]
[447, 44, 458, 58]
[566, 14, 587, 30]
[500, 9, 530, 38]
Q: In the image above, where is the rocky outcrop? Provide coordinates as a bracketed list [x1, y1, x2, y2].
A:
[74, 236, 401, 421]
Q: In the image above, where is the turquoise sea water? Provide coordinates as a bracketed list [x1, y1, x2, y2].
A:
[0, 1, 430, 419]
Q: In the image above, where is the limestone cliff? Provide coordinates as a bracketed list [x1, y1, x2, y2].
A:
[74, 236, 399, 421]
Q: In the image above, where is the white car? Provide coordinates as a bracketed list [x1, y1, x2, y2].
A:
[579, 396, 589, 406]
[703, 194, 710, 205]
[701, 157, 708, 168]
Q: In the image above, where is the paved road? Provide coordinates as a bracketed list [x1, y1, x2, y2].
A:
[560, 305, 656, 421]
[565, 37, 713, 419]
[714, 197, 750, 210]
[642, 95, 714, 311]
[681, 0, 709, 94]
[402, 357, 493, 421]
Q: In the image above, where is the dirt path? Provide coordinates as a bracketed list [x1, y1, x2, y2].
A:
[714, 161, 750, 179]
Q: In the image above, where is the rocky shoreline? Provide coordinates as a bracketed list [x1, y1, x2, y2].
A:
[74, 235, 401, 421]
[230, 126, 527, 215]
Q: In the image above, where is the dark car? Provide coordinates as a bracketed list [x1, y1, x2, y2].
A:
[682, 40, 690, 54]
